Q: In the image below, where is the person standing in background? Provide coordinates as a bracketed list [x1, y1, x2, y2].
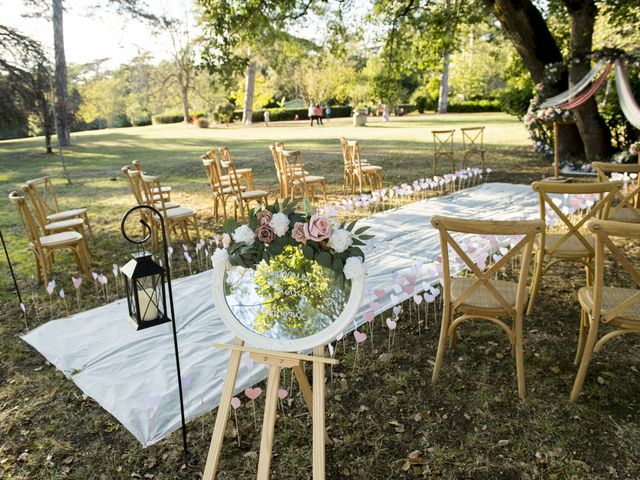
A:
[325, 105, 331, 120]
[308, 104, 316, 126]
[264, 110, 270, 127]
[315, 104, 323, 126]
[383, 104, 390, 122]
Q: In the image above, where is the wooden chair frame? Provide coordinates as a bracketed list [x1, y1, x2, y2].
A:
[269, 143, 288, 198]
[461, 126, 486, 171]
[280, 149, 328, 203]
[218, 146, 255, 190]
[122, 167, 180, 212]
[431, 215, 543, 399]
[25, 176, 92, 235]
[432, 130, 456, 176]
[9, 191, 91, 286]
[21, 183, 88, 239]
[571, 219, 640, 401]
[347, 140, 383, 194]
[131, 160, 172, 200]
[226, 161, 269, 221]
[527, 181, 622, 315]
[593, 162, 640, 223]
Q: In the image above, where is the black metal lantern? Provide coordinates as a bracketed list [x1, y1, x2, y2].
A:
[120, 205, 188, 455]
[121, 251, 170, 330]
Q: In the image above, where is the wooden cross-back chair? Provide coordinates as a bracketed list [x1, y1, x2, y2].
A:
[527, 181, 622, 315]
[339, 138, 369, 192]
[122, 167, 180, 211]
[431, 130, 456, 176]
[271, 144, 308, 198]
[202, 153, 236, 223]
[226, 161, 269, 221]
[140, 173, 200, 247]
[279, 149, 328, 203]
[431, 215, 544, 399]
[571, 219, 640, 401]
[9, 190, 91, 286]
[25, 176, 92, 236]
[131, 160, 172, 200]
[21, 183, 87, 237]
[592, 161, 640, 223]
[461, 126, 486, 171]
[347, 140, 383, 194]
[218, 146, 255, 190]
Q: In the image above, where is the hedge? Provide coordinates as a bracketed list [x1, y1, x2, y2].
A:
[447, 99, 502, 113]
[232, 106, 353, 123]
[152, 113, 185, 125]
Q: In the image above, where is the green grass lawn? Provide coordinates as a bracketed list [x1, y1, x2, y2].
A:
[9, 114, 639, 479]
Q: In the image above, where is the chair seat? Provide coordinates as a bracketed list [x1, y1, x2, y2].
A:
[47, 208, 87, 222]
[242, 190, 268, 200]
[535, 234, 594, 258]
[235, 168, 253, 175]
[153, 201, 180, 209]
[609, 206, 640, 223]
[151, 186, 172, 194]
[162, 207, 196, 219]
[359, 165, 382, 173]
[451, 277, 520, 312]
[578, 286, 640, 327]
[44, 218, 85, 231]
[39, 230, 84, 247]
[293, 175, 325, 185]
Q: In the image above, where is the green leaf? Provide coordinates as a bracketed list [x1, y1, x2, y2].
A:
[352, 238, 365, 246]
[223, 218, 238, 234]
[302, 244, 314, 260]
[349, 247, 365, 258]
[346, 220, 357, 232]
[273, 198, 280, 212]
[354, 226, 370, 235]
[316, 251, 332, 268]
[332, 256, 344, 271]
[248, 216, 259, 229]
[303, 197, 314, 216]
[358, 234, 374, 240]
[267, 242, 284, 255]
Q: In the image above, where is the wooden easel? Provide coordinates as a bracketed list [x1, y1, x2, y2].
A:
[202, 338, 338, 480]
[545, 120, 574, 183]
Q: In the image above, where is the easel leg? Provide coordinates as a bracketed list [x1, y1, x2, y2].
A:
[203, 338, 244, 480]
[312, 346, 326, 480]
[257, 365, 282, 480]
[292, 365, 313, 414]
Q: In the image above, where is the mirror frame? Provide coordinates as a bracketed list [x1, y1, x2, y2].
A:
[212, 261, 365, 352]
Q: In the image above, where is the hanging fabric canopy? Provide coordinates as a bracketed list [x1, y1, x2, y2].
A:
[615, 60, 640, 130]
[540, 60, 607, 108]
[557, 62, 613, 110]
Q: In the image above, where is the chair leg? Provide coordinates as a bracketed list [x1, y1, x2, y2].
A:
[33, 250, 43, 283]
[432, 156, 437, 177]
[514, 312, 526, 400]
[432, 302, 451, 384]
[321, 182, 328, 204]
[527, 250, 544, 316]
[192, 215, 201, 240]
[570, 319, 600, 402]
[83, 212, 93, 236]
[450, 154, 455, 175]
[448, 324, 458, 350]
[574, 308, 588, 366]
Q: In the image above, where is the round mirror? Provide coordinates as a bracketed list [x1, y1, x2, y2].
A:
[213, 246, 365, 352]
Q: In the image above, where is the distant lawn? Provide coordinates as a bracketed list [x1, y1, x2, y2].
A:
[0, 112, 544, 306]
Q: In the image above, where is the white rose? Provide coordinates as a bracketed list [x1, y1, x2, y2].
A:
[268, 212, 290, 237]
[343, 256, 365, 280]
[232, 224, 255, 245]
[327, 229, 353, 253]
[211, 248, 229, 269]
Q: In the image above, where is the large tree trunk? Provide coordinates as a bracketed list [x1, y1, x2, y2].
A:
[438, 52, 450, 114]
[52, 0, 70, 147]
[242, 61, 256, 125]
[563, 0, 612, 161]
[483, 0, 584, 158]
[180, 78, 190, 123]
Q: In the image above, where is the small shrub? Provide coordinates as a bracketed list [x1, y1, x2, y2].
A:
[131, 115, 151, 127]
[197, 117, 209, 128]
[232, 106, 353, 123]
[447, 99, 502, 113]
[415, 96, 428, 113]
[213, 104, 236, 124]
[112, 114, 132, 128]
[151, 113, 184, 125]
[500, 87, 534, 120]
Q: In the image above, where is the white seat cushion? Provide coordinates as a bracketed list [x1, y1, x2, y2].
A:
[39, 231, 83, 247]
[44, 218, 85, 231]
[47, 208, 87, 222]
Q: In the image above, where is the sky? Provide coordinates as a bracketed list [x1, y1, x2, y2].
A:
[1, 0, 192, 69]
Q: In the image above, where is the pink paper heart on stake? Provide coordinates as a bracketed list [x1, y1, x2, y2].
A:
[363, 311, 375, 323]
[277, 389, 288, 400]
[413, 294, 423, 305]
[373, 289, 385, 299]
[386, 318, 397, 330]
[407, 274, 417, 284]
[244, 387, 262, 401]
[231, 397, 241, 410]
[403, 285, 414, 294]
[368, 301, 380, 310]
[393, 305, 402, 316]
[72, 276, 82, 289]
[354, 330, 367, 344]
[336, 331, 344, 341]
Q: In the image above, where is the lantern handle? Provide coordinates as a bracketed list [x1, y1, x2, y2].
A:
[120, 205, 156, 245]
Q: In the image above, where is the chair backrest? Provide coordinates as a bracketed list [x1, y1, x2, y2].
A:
[9, 190, 42, 248]
[432, 130, 455, 157]
[347, 140, 365, 172]
[21, 183, 49, 230]
[587, 219, 640, 323]
[340, 138, 351, 172]
[461, 126, 484, 152]
[593, 162, 640, 221]
[280, 149, 306, 187]
[122, 166, 145, 205]
[269, 144, 285, 194]
[431, 215, 543, 316]
[131, 160, 143, 172]
[531, 181, 622, 257]
[25, 176, 61, 215]
[140, 173, 167, 212]
[218, 145, 233, 169]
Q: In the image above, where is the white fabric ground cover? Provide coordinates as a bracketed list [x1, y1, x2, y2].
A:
[22, 182, 539, 447]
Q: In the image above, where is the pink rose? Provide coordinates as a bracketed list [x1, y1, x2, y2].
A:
[255, 210, 273, 225]
[291, 222, 307, 243]
[255, 224, 275, 243]
[303, 214, 332, 242]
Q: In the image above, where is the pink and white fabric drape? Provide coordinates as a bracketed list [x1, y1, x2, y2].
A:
[615, 60, 640, 130]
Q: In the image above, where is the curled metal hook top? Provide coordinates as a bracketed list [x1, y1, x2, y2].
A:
[120, 205, 161, 245]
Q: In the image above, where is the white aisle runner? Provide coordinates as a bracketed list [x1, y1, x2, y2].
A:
[22, 183, 538, 447]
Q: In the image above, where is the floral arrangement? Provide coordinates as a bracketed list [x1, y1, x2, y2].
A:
[212, 198, 372, 280]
